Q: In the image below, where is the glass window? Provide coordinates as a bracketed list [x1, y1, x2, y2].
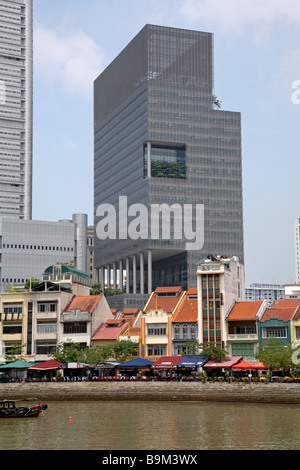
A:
[148, 324, 167, 335]
[144, 143, 186, 179]
[147, 345, 166, 356]
[262, 327, 287, 339]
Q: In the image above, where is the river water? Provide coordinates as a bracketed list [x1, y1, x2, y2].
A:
[0, 400, 299, 451]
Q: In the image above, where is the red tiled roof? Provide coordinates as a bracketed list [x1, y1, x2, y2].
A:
[261, 307, 298, 322]
[173, 288, 198, 323]
[91, 321, 129, 341]
[273, 299, 300, 309]
[144, 286, 184, 313]
[227, 301, 263, 320]
[124, 327, 141, 337]
[64, 295, 103, 313]
[155, 286, 183, 293]
[121, 308, 139, 315]
[119, 308, 140, 326]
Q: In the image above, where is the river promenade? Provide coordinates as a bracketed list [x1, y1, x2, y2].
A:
[1, 381, 300, 404]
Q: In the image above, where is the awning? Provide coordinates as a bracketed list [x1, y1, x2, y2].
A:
[232, 360, 256, 370]
[28, 360, 63, 370]
[59, 362, 89, 369]
[94, 361, 119, 369]
[177, 355, 208, 369]
[151, 356, 183, 370]
[203, 356, 243, 369]
[232, 360, 267, 370]
[116, 358, 154, 369]
[0, 360, 39, 369]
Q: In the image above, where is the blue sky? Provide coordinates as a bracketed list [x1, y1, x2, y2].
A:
[32, 0, 300, 286]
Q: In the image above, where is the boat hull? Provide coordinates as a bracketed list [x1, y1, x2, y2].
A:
[0, 404, 47, 418]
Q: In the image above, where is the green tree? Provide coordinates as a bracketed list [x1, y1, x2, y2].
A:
[212, 94, 221, 109]
[110, 340, 138, 363]
[83, 345, 114, 365]
[51, 341, 83, 363]
[24, 277, 40, 290]
[105, 287, 123, 296]
[90, 283, 103, 295]
[199, 342, 228, 362]
[256, 337, 293, 373]
[5, 343, 27, 362]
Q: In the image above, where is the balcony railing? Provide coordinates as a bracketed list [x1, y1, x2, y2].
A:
[227, 333, 258, 341]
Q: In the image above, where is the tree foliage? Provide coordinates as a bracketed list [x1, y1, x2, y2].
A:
[90, 283, 103, 295]
[51, 340, 138, 365]
[24, 277, 40, 290]
[256, 337, 293, 370]
[5, 343, 27, 362]
[181, 341, 227, 362]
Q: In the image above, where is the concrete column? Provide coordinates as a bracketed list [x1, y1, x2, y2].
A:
[148, 249, 152, 294]
[100, 267, 105, 290]
[112, 262, 117, 289]
[126, 257, 130, 294]
[119, 260, 123, 292]
[107, 264, 110, 289]
[140, 252, 144, 294]
[133, 255, 137, 294]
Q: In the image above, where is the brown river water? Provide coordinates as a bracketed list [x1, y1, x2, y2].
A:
[0, 400, 300, 451]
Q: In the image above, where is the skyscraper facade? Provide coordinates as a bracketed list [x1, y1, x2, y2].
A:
[94, 25, 244, 296]
[0, 0, 33, 219]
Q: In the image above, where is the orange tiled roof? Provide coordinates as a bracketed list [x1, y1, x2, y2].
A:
[261, 307, 298, 322]
[64, 295, 103, 314]
[273, 299, 300, 309]
[91, 321, 129, 341]
[124, 326, 141, 337]
[227, 301, 263, 320]
[121, 308, 139, 315]
[173, 288, 198, 323]
[119, 308, 140, 326]
[144, 286, 184, 313]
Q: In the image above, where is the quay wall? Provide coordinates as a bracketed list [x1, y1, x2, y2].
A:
[0, 382, 300, 404]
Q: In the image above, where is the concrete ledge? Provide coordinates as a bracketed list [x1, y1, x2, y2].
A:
[0, 382, 300, 404]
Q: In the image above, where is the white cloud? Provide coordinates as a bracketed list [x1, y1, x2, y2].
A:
[34, 25, 105, 97]
[179, 0, 300, 37]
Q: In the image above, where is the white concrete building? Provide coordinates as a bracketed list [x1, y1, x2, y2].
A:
[245, 283, 285, 307]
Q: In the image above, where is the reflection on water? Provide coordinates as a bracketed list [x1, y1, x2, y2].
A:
[1, 401, 300, 450]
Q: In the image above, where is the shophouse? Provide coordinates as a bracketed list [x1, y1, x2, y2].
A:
[61, 294, 113, 350]
[117, 309, 141, 354]
[172, 288, 198, 355]
[225, 300, 267, 360]
[141, 286, 185, 359]
[258, 299, 300, 347]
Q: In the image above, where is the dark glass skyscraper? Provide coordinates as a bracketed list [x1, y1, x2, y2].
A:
[94, 25, 244, 297]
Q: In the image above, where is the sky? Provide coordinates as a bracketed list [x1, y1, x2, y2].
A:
[32, 0, 300, 286]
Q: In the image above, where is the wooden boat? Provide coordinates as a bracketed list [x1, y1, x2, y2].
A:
[0, 399, 47, 418]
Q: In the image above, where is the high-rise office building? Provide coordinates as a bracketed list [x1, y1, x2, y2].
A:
[295, 218, 300, 283]
[0, 0, 33, 219]
[94, 25, 244, 300]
